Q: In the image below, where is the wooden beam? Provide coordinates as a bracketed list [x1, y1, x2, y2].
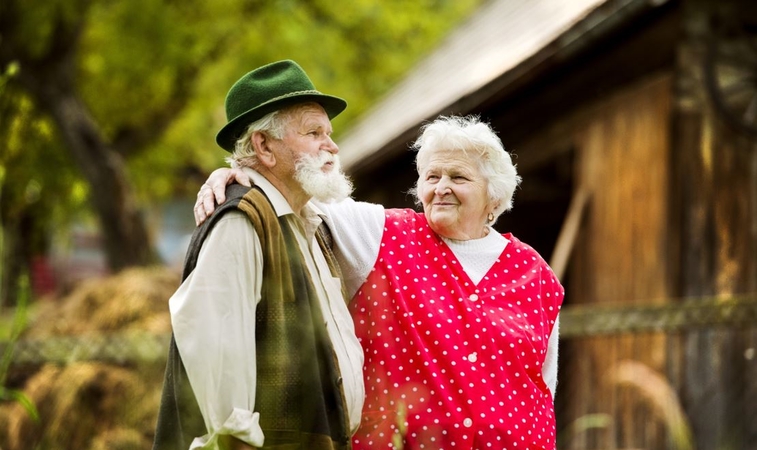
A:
[550, 186, 591, 280]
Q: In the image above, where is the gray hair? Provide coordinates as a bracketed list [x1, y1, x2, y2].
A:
[411, 115, 521, 223]
[225, 105, 300, 169]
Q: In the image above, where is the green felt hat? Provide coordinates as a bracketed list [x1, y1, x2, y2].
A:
[216, 60, 347, 151]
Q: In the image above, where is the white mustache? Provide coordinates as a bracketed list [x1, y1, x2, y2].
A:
[297, 152, 337, 169]
[294, 152, 352, 202]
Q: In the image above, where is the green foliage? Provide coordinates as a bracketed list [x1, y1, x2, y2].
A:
[0, 74, 89, 250]
[8, 0, 87, 59]
[79, 0, 228, 141]
[2, 0, 485, 270]
[150, 0, 483, 192]
[0, 257, 39, 421]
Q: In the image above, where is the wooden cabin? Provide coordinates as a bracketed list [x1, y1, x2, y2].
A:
[338, 0, 757, 448]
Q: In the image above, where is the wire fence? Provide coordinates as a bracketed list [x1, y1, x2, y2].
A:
[3, 332, 169, 367]
[560, 294, 757, 337]
[557, 294, 757, 450]
[2, 295, 756, 449]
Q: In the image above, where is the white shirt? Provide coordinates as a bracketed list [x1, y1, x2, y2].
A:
[170, 170, 365, 449]
[315, 198, 560, 396]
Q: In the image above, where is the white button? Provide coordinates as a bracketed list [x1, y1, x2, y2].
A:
[469, 294, 479, 302]
[468, 352, 478, 363]
[463, 418, 473, 428]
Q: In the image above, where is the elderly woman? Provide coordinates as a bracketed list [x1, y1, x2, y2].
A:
[195, 115, 564, 450]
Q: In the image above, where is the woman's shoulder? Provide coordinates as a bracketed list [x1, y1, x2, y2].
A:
[384, 208, 422, 220]
[383, 209, 428, 232]
[500, 232, 545, 260]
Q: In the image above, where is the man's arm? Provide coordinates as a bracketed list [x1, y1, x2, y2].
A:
[171, 212, 265, 448]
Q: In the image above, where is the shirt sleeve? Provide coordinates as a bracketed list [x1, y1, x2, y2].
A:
[314, 198, 385, 299]
[542, 314, 560, 398]
[169, 212, 265, 449]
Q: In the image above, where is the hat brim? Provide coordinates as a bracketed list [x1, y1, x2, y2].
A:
[216, 93, 347, 152]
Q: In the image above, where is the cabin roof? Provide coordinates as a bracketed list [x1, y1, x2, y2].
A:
[339, 0, 668, 170]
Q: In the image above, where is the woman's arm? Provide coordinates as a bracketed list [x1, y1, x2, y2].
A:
[315, 199, 385, 298]
[195, 168, 251, 225]
[194, 167, 386, 298]
[542, 315, 560, 398]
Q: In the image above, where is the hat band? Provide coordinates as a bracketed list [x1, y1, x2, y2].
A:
[263, 89, 323, 105]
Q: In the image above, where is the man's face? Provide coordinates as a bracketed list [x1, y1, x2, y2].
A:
[276, 104, 353, 202]
[279, 103, 338, 166]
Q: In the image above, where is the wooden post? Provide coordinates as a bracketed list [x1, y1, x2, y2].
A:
[671, 0, 757, 447]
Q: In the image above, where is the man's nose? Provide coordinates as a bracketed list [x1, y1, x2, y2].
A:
[324, 136, 339, 154]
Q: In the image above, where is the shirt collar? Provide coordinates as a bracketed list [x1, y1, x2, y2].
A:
[241, 167, 326, 224]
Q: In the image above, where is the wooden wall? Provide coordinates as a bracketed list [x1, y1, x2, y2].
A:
[513, 74, 676, 448]
[562, 75, 674, 449]
[668, 1, 757, 445]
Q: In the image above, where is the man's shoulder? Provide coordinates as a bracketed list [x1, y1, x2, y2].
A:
[214, 209, 249, 223]
[203, 211, 255, 242]
[224, 183, 254, 204]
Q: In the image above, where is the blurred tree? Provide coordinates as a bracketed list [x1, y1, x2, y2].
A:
[0, 0, 482, 305]
[0, 79, 82, 308]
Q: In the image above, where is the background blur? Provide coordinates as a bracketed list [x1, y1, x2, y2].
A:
[1, 0, 756, 449]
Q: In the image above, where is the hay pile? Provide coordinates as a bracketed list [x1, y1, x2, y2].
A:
[0, 266, 181, 450]
[24, 266, 178, 338]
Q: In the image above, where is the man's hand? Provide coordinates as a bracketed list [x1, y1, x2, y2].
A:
[194, 167, 251, 225]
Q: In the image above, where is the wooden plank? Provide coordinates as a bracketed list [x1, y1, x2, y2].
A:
[550, 187, 591, 280]
[559, 295, 757, 337]
[563, 74, 673, 449]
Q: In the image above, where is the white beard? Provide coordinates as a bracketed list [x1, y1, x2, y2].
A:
[294, 152, 353, 202]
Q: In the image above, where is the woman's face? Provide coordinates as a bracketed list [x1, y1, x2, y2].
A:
[418, 149, 492, 240]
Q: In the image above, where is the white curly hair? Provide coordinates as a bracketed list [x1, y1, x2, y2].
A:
[410, 115, 521, 224]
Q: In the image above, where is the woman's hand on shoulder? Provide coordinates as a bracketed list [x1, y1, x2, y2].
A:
[194, 168, 251, 225]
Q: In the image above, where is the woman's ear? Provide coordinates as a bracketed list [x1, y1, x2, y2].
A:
[252, 131, 276, 168]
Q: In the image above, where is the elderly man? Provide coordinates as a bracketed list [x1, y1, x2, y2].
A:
[153, 60, 364, 450]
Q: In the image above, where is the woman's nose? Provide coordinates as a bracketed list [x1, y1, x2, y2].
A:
[435, 177, 452, 195]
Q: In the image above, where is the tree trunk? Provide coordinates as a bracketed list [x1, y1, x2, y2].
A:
[0, 0, 157, 272]
[0, 216, 30, 308]
[44, 92, 156, 271]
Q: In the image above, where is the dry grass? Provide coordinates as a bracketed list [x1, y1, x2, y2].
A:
[0, 266, 179, 450]
[24, 266, 177, 338]
[610, 359, 695, 450]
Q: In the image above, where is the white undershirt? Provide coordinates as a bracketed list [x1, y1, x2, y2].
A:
[441, 231, 510, 284]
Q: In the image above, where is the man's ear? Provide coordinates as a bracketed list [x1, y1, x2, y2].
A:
[251, 131, 276, 168]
